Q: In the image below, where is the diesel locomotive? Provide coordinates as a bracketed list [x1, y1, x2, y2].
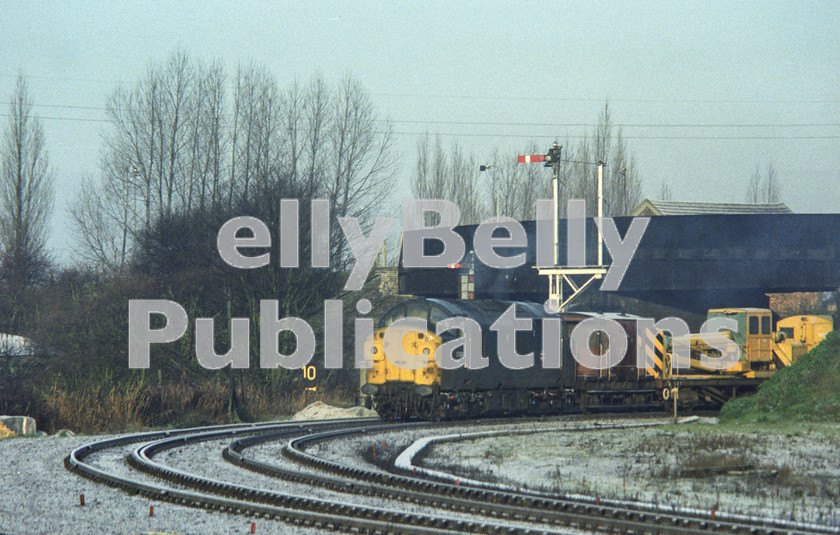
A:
[360, 298, 830, 420]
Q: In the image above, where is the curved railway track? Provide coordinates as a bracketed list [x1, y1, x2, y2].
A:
[65, 416, 840, 534]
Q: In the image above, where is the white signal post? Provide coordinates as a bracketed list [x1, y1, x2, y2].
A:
[597, 161, 603, 266]
[517, 144, 607, 311]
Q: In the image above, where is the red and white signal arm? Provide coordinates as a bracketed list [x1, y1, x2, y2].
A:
[517, 154, 545, 163]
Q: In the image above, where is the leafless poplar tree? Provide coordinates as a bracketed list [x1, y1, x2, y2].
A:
[412, 101, 644, 226]
[74, 52, 395, 273]
[745, 164, 782, 203]
[73, 52, 199, 270]
[412, 135, 484, 224]
[764, 165, 781, 203]
[303, 76, 331, 195]
[324, 76, 395, 267]
[658, 181, 674, 200]
[485, 142, 550, 221]
[449, 142, 482, 224]
[560, 102, 643, 216]
[230, 63, 276, 205]
[0, 75, 54, 285]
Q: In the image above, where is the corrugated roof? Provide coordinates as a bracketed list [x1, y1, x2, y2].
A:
[632, 199, 792, 216]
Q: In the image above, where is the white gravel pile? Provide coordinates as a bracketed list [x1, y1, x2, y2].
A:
[291, 401, 378, 421]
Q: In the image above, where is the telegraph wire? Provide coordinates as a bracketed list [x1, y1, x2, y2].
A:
[1, 113, 838, 140]
[373, 92, 840, 105]
[4, 102, 840, 129]
[2, 111, 838, 133]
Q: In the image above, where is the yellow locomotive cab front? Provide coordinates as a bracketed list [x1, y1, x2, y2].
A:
[364, 327, 441, 389]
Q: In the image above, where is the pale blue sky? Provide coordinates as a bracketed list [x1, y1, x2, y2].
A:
[1, 1, 838, 264]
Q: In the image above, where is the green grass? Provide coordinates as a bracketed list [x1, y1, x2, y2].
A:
[720, 329, 840, 424]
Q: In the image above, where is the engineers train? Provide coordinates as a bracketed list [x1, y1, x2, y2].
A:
[359, 298, 832, 420]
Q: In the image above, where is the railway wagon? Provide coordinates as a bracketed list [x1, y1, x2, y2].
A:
[360, 298, 727, 420]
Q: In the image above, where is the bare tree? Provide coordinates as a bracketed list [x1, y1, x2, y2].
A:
[607, 130, 642, 215]
[183, 60, 226, 213]
[411, 133, 433, 198]
[79, 52, 195, 271]
[0, 75, 54, 286]
[590, 102, 643, 216]
[303, 76, 331, 196]
[658, 181, 674, 201]
[70, 173, 135, 271]
[486, 142, 550, 221]
[413, 102, 644, 224]
[325, 76, 395, 267]
[76, 54, 395, 274]
[745, 164, 782, 203]
[449, 142, 482, 224]
[490, 155, 518, 218]
[79, 52, 228, 270]
[764, 164, 781, 203]
[746, 166, 762, 203]
[566, 135, 594, 211]
[412, 135, 483, 224]
[515, 142, 550, 220]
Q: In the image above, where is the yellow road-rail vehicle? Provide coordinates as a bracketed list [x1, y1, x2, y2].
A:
[361, 299, 832, 420]
[653, 308, 832, 408]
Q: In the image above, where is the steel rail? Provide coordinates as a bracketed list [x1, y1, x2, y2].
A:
[67, 418, 561, 534]
[129, 420, 570, 534]
[225, 427, 598, 529]
[281, 420, 838, 535]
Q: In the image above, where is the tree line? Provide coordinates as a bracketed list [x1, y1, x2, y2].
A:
[411, 103, 645, 224]
[73, 52, 395, 272]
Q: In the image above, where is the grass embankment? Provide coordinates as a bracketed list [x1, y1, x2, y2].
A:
[720, 329, 840, 424]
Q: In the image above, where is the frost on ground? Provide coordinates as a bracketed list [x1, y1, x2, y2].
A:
[0, 434, 326, 535]
[418, 420, 840, 526]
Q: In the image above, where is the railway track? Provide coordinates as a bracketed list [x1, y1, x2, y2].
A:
[65, 415, 840, 534]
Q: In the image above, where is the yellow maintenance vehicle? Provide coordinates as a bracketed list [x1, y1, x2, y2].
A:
[774, 314, 834, 365]
[652, 308, 833, 411]
[663, 308, 832, 380]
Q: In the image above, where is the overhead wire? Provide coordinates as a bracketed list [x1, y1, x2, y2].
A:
[0, 90, 837, 142]
[1, 113, 837, 140]
[3, 102, 839, 129]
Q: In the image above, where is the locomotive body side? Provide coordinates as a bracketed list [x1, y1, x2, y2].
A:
[362, 298, 787, 419]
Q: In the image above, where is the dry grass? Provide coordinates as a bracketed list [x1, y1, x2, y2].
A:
[42, 379, 356, 434]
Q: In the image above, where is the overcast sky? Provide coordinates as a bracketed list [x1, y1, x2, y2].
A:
[1, 1, 838, 265]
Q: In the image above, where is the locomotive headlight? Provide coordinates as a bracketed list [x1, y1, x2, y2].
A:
[415, 385, 433, 397]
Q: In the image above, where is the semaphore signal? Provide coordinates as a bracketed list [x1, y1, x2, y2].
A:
[516, 154, 545, 163]
[518, 142, 612, 311]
